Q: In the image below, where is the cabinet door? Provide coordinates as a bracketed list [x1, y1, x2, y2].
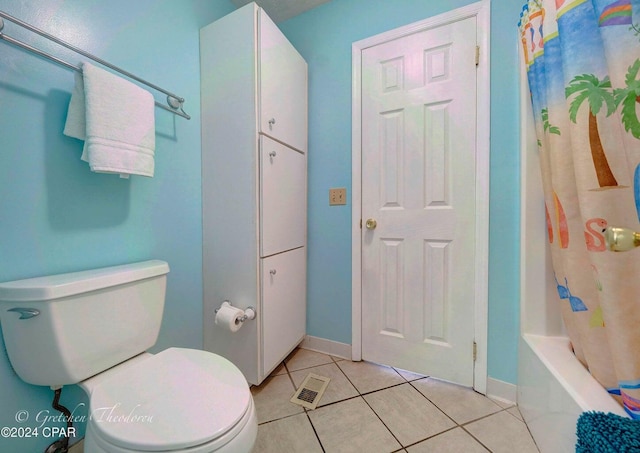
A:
[260, 136, 306, 257]
[259, 9, 308, 152]
[261, 247, 306, 376]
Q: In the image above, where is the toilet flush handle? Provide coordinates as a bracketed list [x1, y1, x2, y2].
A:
[7, 307, 40, 319]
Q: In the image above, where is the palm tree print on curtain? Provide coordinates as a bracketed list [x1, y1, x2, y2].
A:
[615, 59, 640, 139]
[566, 74, 619, 188]
[520, 0, 640, 419]
[614, 58, 640, 218]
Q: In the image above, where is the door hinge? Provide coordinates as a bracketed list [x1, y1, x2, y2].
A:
[473, 341, 477, 362]
[475, 46, 480, 66]
[360, 218, 362, 229]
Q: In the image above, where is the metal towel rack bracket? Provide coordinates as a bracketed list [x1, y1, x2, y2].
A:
[0, 12, 190, 120]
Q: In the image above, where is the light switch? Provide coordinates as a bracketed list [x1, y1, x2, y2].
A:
[329, 188, 346, 206]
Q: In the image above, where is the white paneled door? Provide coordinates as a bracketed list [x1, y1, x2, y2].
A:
[360, 16, 478, 386]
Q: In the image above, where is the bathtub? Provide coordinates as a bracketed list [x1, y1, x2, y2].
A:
[518, 57, 628, 453]
[518, 335, 627, 453]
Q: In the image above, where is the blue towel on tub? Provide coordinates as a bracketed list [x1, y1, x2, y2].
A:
[576, 411, 640, 452]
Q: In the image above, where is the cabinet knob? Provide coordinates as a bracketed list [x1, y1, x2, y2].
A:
[268, 118, 276, 129]
[269, 151, 277, 158]
[270, 269, 277, 275]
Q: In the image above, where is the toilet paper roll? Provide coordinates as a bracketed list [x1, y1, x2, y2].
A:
[215, 302, 244, 333]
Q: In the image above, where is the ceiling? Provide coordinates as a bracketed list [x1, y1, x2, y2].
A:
[230, 0, 332, 23]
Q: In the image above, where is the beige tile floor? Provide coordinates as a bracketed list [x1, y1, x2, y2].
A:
[252, 348, 540, 453]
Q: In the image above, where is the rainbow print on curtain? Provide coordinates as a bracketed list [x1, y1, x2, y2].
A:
[519, 0, 640, 419]
[599, 0, 633, 26]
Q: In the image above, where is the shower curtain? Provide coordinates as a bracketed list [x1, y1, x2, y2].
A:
[519, 0, 640, 418]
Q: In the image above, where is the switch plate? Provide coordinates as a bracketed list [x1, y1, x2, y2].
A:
[329, 188, 347, 206]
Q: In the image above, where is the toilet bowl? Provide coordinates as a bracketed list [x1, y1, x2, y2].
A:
[81, 349, 257, 453]
[0, 260, 257, 452]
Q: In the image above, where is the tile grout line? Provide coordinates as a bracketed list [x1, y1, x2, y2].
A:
[406, 378, 463, 428]
[283, 360, 295, 387]
[400, 426, 468, 451]
[389, 377, 493, 451]
[253, 359, 304, 427]
[337, 363, 452, 450]
[296, 357, 407, 451]
[333, 359, 361, 394]
[458, 406, 537, 453]
[358, 380, 412, 396]
[458, 406, 509, 428]
[358, 376, 493, 452]
[402, 378, 519, 451]
[459, 424, 494, 452]
[314, 359, 456, 450]
[260, 352, 536, 452]
[284, 360, 335, 375]
[285, 355, 328, 453]
[359, 393, 405, 450]
[335, 360, 416, 396]
[517, 408, 542, 453]
[303, 410, 326, 453]
[256, 411, 308, 426]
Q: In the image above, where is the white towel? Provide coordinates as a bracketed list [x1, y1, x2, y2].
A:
[64, 62, 156, 178]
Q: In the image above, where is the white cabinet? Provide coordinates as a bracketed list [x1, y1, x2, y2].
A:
[200, 2, 307, 385]
[261, 247, 306, 373]
[260, 136, 306, 257]
[259, 13, 308, 152]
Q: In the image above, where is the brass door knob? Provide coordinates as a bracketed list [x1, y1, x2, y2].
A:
[365, 218, 377, 230]
[604, 227, 640, 252]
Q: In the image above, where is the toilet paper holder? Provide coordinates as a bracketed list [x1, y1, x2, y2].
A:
[215, 301, 256, 324]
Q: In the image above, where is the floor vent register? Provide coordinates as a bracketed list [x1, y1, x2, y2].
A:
[290, 373, 331, 410]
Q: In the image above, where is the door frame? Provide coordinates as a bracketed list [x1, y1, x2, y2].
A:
[351, 0, 490, 393]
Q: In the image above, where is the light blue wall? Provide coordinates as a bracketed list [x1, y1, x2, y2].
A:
[0, 1, 234, 451]
[0, 1, 526, 449]
[280, 0, 524, 385]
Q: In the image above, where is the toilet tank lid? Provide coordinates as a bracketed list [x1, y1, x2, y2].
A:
[0, 260, 170, 302]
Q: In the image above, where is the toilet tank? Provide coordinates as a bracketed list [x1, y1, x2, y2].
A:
[0, 260, 169, 387]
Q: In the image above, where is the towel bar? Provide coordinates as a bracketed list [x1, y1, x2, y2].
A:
[0, 12, 190, 120]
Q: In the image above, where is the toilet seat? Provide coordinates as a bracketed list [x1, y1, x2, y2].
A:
[86, 348, 252, 452]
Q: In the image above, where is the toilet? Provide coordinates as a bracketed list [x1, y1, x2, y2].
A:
[0, 260, 257, 453]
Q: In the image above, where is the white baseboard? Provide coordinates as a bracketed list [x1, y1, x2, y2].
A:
[300, 335, 352, 360]
[486, 377, 517, 404]
[300, 338, 516, 404]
